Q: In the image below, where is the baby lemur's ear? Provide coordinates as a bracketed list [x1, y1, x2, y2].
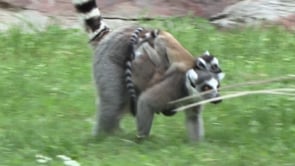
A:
[203, 50, 210, 56]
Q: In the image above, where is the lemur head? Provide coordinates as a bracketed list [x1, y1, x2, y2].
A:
[195, 50, 224, 81]
[185, 69, 224, 104]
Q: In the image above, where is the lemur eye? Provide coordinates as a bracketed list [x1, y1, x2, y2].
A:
[211, 64, 219, 72]
[201, 85, 212, 91]
[197, 61, 206, 70]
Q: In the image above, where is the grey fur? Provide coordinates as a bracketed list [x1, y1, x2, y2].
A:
[72, 0, 225, 141]
[92, 26, 224, 140]
[134, 64, 222, 140]
[92, 27, 136, 135]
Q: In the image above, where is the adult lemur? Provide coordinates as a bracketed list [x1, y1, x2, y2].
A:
[73, 0, 224, 141]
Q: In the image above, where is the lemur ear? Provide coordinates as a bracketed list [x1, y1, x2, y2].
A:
[217, 72, 225, 81]
[204, 50, 210, 56]
[187, 69, 199, 83]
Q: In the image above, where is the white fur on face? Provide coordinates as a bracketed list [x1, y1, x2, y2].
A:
[206, 78, 219, 90]
[186, 69, 199, 94]
[187, 69, 199, 82]
[211, 57, 219, 66]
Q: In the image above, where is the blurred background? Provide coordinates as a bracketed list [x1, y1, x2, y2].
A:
[0, 0, 294, 32]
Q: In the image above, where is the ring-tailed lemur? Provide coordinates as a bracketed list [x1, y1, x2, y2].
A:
[126, 28, 224, 116]
[72, 0, 225, 141]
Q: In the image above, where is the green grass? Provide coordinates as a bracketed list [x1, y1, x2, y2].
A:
[0, 18, 294, 165]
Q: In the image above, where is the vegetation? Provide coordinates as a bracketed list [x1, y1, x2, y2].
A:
[0, 18, 294, 165]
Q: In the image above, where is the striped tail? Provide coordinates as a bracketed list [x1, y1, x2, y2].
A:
[72, 0, 110, 41]
[126, 28, 161, 116]
[125, 27, 144, 116]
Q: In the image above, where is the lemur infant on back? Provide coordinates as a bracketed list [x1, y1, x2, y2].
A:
[128, 28, 224, 139]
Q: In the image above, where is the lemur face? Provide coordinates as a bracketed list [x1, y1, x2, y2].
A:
[195, 51, 223, 76]
[186, 69, 224, 104]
